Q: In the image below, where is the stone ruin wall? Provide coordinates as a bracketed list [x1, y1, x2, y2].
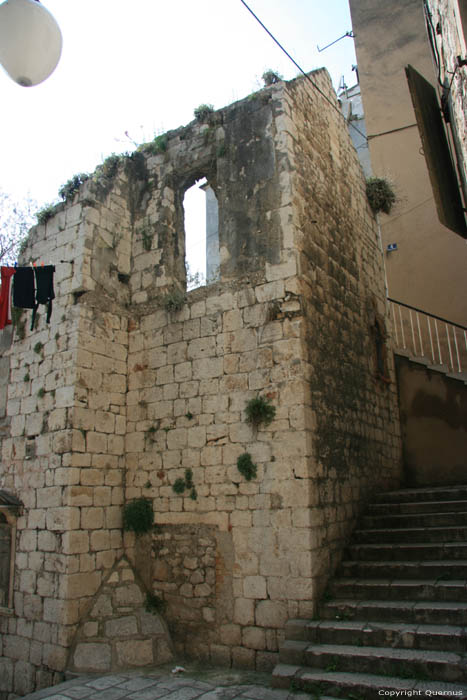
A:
[0, 70, 402, 697]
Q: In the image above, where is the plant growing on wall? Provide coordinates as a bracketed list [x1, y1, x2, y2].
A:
[138, 221, 153, 251]
[59, 173, 90, 202]
[92, 153, 122, 197]
[262, 69, 282, 86]
[145, 592, 167, 614]
[141, 134, 168, 156]
[163, 289, 186, 313]
[365, 177, 396, 215]
[245, 395, 276, 427]
[237, 453, 257, 481]
[122, 497, 154, 535]
[36, 204, 57, 226]
[172, 469, 197, 500]
[194, 104, 214, 122]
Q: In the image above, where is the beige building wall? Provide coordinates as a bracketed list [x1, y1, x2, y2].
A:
[429, 0, 467, 195]
[349, 0, 467, 326]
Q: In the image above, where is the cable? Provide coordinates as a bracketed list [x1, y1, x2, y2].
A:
[379, 196, 434, 227]
[367, 123, 418, 141]
[238, 0, 369, 145]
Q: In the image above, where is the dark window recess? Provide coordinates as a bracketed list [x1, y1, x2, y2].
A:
[405, 64, 467, 239]
[0, 514, 11, 608]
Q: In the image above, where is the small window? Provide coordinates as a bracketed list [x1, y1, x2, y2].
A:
[0, 512, 13, 609]
[372, 318, 390, 384]
[183, 178, 219, 290]
[0, 490, 21, 612]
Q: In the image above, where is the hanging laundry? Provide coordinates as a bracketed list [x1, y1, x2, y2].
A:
[12, 266, 35, 309]
[12, 265, 55, 330]
[0, 267, 16, 330]
[34, 265, 55, 325]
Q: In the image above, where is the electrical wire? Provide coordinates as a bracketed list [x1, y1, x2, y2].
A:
[238, 0, 369, 145]
[367, 123, 418, 141]
[423, 0, 444, 88]
[379, 196, 434, 227]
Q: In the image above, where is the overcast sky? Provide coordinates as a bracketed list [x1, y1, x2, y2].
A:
[0, 0, 357, 208]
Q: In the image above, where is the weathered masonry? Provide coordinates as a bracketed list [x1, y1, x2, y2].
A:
[0, 69, 402, 697]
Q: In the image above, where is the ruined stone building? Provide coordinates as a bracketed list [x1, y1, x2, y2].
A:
[0, 69, 402, 698]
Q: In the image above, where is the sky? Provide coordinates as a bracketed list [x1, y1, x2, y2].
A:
[1, 0, 357, 278]
[0, 0, 357, 207]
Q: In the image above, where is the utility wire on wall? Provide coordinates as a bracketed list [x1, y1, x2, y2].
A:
[238, 0, 369, 145]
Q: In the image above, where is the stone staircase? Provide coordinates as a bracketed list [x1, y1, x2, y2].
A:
[272, 485, 467, 699]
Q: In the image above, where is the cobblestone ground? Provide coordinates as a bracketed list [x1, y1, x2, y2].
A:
[22, 666, 310, 700]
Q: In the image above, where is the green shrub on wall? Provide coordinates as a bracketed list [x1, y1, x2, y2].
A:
[237, 453, 258, 481]
[123, 497, 154, 535]
[366, 177, 396, 215]
[245, 395, 276, 427]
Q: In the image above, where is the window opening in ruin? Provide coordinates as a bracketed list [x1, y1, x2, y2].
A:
[372, 318, 390, 383]
[0, 513, 12, 609]
[183, 178, 219, 291]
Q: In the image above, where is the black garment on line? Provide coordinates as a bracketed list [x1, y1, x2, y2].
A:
[12, 267, 35, 309]
[13, 266, 55, 330]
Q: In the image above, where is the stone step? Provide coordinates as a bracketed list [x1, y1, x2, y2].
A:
[328, 577, 467, 603]
[367, 499, 467, 515]
[361, 510, 467, 529]
[320, 599, 467, 625]
[353, 525, 467, 543]
[273, 486, 467, 697]
[272, 664, 467, 699]
[346, 542, 467, 561]
[339, 558, 467, 579]
[279, 641, 467, 682]
[284, 618, 467, 652]
[373, 485, 467, 504]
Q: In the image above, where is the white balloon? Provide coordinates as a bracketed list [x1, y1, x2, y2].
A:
[0, 0, 62, 87]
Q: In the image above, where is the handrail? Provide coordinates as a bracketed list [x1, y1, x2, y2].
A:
[388, 298, 467, 374]
[387, 298, 467, 332]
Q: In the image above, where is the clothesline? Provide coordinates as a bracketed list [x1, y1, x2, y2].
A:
[0, 265, 55, 332]
[15, 259, 73, 267]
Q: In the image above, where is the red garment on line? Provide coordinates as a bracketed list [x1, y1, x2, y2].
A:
[0, 267, 16, 329]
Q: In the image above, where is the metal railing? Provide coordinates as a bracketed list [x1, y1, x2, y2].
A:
[388, 298, 467, 375]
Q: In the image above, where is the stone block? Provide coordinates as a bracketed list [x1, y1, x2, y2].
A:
[73, 643, 111, 672]
[90, 529, 111, 551]
[116, 639, 153, 666]
[105, 615, 138, 637]
[233, 599, 254, 627]
[139, 610, 165, 635]
[210, 644, 232, 667]
[0, 657, 13, 691]
[231, 645, 255, 669]
[243, 576, 267, 599]
[81, 507, 104, 529]
[13, 660, 35, 696]
[243, 626, 266, 650]
[90, 594, 113, 618]
[64, 571, 101, 599]
[114, 583, 144, 607]
[192, 357, 223, 380]
[46, 507, 80, 531]
[255, 600, 288, 628]
[219, 623, 242, 646]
